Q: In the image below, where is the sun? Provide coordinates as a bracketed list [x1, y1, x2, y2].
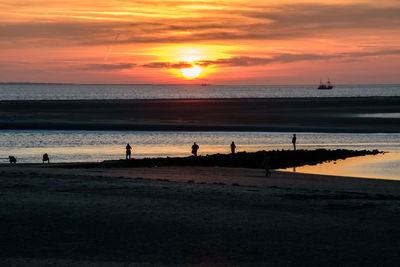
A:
[180, 65, 202, 79]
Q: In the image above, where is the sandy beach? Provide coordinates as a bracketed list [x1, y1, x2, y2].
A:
[1, 164, 400, 266]
[1, 97, 400, 132]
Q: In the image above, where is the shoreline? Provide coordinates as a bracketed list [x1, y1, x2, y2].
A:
[1, 149, 381, 177]
[59, 149, 381, 170]
[2, 162, 398, 181]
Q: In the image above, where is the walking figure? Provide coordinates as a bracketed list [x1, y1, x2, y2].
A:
[42, 153, 50, 164]
[292, 134, 297, 151]
[126, 143, 132, 160]
[263, 152, 271, 177]
[230, 141, 236, 154]
[191, 142, 199, 157]
[8, 156, 16, 164]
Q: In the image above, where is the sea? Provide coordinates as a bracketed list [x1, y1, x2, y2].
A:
[1, 83, 400, 179]
[1, 83, 400, 100]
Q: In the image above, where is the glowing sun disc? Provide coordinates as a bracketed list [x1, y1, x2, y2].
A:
[181, 65, 202, 79]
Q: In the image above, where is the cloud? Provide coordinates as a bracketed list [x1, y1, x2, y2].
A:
[341, 49, 400, 58]
[197, 57, 272, 67]
[196, 55, 334, 67]
[243, 3, 400, 30]
[1, 2, 400, 46]
[142, 49, 400, 68]
[81, 3, 400, 44]
[1, 60, 32, 65]
[81, 63, 136, 71]
[142, 62, 193, 69]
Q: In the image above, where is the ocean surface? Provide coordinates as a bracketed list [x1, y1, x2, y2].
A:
[1, 130, 400, 180]
[1, 83, 400, 179]
[1, 83, 400, 100]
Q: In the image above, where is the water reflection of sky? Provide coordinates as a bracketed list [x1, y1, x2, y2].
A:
[282, 153, 400, 180]
[1, 130, 400, 180]
[2, 84, 400, 100]
[354, 113, 400, 118]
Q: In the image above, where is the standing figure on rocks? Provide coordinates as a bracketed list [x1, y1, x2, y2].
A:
[126, 143, 132, 160]
[230, 141, 236, 154]
[191, 142, 199, 157]
[292, 134, 297, 151]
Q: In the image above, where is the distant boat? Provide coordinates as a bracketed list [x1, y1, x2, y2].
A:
[200, 80, 210, 86]
[318, 79, 334, 90]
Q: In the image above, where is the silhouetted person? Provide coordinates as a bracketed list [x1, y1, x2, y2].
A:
[230, 141, 236, 154]
[191, 142, 199, 157]
[292, 134, 297, 150]
[9, 156, 16, 164]
[126, 143, 132, 160]
[263, 152, 271, 177]
[42, 153, 50, 163]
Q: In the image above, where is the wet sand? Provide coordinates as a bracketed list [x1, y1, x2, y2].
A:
[1, 97, 400, 132]
[1, 164, 400, 266]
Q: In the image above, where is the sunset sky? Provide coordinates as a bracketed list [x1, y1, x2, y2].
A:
[1, 0, 400, 84]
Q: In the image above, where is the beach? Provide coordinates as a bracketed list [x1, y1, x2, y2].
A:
[2, 94, 400, 265]
[1, 97, 400, 132]
[1, 164, 400, 266]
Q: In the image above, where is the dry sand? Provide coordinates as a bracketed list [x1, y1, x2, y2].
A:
[1, 164, 400, 266]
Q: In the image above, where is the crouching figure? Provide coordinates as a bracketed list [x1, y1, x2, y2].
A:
[42, 153, 50, 164]
[9, 156, 16, 164]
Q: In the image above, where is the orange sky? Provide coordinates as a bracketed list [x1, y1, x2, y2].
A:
[1, 0, 400, 84]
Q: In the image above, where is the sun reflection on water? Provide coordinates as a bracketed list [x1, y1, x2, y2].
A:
[282, 152, 400, 180]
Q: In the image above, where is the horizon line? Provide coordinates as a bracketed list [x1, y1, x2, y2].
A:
[1, 82, 400, 86]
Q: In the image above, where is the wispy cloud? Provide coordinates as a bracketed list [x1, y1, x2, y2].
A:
[142, 62, 193, 69]
[1, 2, 400, 46]
[81, 63, 136, 71]
[143, 49, 400, 68]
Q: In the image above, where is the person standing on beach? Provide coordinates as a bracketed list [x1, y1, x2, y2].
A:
[126, 143, 132, 160]
[231, 141, 236, 154]
[263, 152, 271, 177]
[292, 134, 297, 150]
[191, 142, 199, 157]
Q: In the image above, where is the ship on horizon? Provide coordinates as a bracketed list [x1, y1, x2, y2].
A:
[318, 79, 334, 90]
[200, 79, 209, 86]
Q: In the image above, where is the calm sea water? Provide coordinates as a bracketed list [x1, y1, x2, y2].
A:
[1, 130, 400, 179]
[1, 83, 400, 179]
[1, 83, 400, 100]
